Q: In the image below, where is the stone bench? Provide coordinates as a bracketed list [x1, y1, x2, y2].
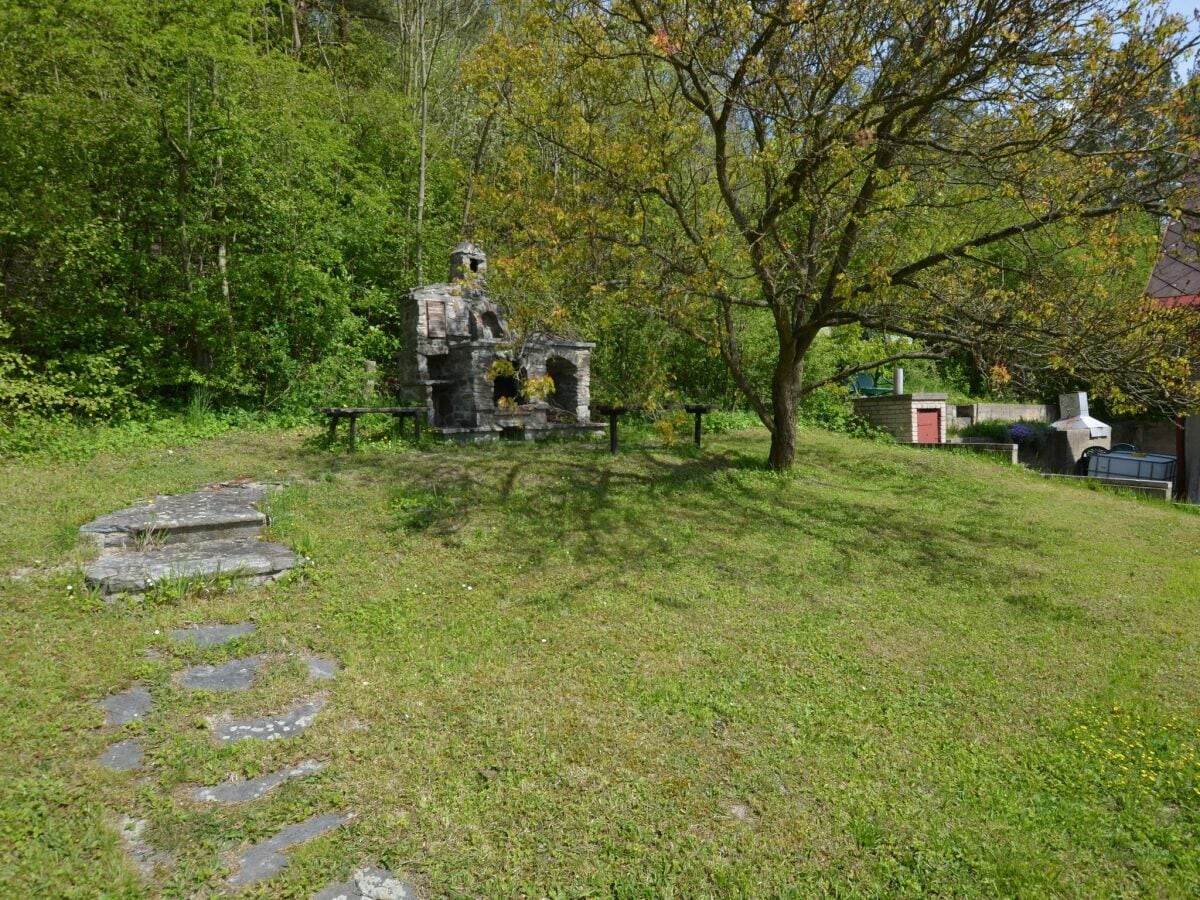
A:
[317, 406, 426, 451]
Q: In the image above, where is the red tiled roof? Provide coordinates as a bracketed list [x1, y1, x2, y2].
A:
[1155, 294, 1200, 307]
[1147, 216, 1200, 301]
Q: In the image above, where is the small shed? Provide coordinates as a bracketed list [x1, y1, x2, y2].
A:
[853, 393, 948, 444]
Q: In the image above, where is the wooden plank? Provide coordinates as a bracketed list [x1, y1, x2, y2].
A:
[426, 301, 446, 338]
[317, 407, 425, 415]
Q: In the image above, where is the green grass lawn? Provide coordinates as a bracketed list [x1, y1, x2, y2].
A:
[3, 425, 1200, 896]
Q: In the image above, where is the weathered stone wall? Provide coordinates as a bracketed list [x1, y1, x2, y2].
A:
[397, 247, 598, 434]
[522, 337, 594, 422]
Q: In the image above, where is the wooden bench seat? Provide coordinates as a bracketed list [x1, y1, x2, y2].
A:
[317, 406, 426, 451]
[593, 403, 718, 454]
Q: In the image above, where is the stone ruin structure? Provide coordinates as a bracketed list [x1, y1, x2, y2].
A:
[398, 242, 603, 439]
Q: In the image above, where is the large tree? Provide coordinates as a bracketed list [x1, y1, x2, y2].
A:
[475, 0, 1200, 468]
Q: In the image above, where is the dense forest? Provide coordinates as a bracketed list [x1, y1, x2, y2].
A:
[3, 0, 1200, 456]
[1, 0, 482, 419]
[0, 0, 721, 421]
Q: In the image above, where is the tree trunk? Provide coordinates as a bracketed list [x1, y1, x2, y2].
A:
[291, 0, 304, 54]
[416, 77, 427, 283]
[415, 1, 428, 284]
[767, 353, 802, 470]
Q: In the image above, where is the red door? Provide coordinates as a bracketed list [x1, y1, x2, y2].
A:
[916, 409, 940, 443]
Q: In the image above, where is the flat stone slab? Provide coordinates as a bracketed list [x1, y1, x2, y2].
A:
[214, 699, 325, 743]
[192, 759, 325, 804]
[119, 816, 173, 876]
[306, 655, 340, 681]
[228, 812, 349, 888]
[85, 539, 296, 594]
[171, 622, 256, 648]
[80, 483, 269, 548]
[98, 684, 152, 726]
[314, 867, 419, 899]
[99, 739, 144, 771]
[179, 655, 265, 692]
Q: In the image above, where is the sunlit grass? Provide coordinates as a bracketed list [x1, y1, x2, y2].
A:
[2, 424, 1199, 895]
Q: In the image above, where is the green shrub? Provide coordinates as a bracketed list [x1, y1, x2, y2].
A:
[703, 410, 762, 434]
[957, 419, 1051, 447]
[958, 420, 1011, 442]
[798, 386, 893, 442]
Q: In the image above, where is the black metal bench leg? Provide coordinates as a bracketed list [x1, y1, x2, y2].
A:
[694, 411, 703, 448]
[609, 412, 619, 455]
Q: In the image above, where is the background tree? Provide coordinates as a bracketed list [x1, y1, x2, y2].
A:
[474, 0, 1200, 469]
[0, 0, 484, 418]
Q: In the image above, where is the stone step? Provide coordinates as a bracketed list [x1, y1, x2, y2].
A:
[192, 760, 326, 804]
[213, 699, 325, 744]
[313, 867, 419, 899]
[227, 812, 350, 888]
[85, 539, 296, 595]
[170, 622, 256, 648]
[98, 684, 153, 726]
[179, 655, 265, 692]
[80, 483, 271, 549]
[98, 739, 144, 771]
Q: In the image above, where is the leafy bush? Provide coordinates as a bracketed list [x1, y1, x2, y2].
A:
[702, 410, 762, 434]
[958, 419, 1051, 446]
[798, 386, 893, 441]
[0, 407, 303, 461]
[958, 420, 1012, 442]
[0, 336, 142, 421]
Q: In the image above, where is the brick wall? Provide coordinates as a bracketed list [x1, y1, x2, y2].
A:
[854, 394, 947, 443]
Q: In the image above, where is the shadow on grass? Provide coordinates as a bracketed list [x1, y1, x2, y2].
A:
[303, 435, 1053, 610]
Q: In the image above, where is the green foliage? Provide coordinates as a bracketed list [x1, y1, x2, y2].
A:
[476, 0, 1200, 471]
[0, 406, 301, 461]
[7, 427, 1200, 893]
[700, 410, 761, 434]
[798, 386, 893, 442]
[958, 421, 1013, 443]
[0, 0, 474, 419]
[957, 419, 1052, 447]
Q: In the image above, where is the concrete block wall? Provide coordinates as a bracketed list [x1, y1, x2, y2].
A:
[1110, 419, 1179, 456]
[960, 402, 1057, 424]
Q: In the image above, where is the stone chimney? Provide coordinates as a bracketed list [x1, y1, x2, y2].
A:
[450, 241, 487, 282]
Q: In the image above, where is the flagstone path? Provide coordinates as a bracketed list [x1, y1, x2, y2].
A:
[87, 484, 418, 895]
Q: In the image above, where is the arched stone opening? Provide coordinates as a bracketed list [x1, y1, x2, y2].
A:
[546, 356, 579, 416]
[480, 311, 503, 339]
[493, 374, 520, 405]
